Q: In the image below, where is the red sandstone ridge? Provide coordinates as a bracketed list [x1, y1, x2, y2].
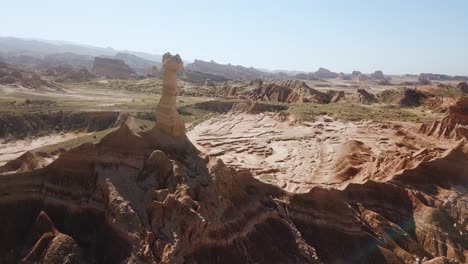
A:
[251, 80, 332, 103]
[92, 57, 136, 79]
[420, 98, 468, 139]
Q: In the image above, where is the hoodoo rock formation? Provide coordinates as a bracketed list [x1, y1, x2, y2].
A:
[154, 53, 186, 138]
[0, 53, 467, 264]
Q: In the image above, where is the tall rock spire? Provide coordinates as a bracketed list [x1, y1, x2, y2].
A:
[155, 52, 186, 137]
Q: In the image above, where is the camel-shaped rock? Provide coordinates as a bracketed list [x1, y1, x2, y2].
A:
[155, 52, 186, 137]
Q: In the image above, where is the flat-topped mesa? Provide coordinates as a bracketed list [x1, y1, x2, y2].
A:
[155, 52, 186, 137]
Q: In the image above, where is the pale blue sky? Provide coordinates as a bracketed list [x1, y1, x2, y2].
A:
[1, 0, 467, 75]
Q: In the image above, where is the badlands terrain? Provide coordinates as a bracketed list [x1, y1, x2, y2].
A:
[0, 38, 467, 263]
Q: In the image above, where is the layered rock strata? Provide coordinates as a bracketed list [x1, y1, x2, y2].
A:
[0, 54, 466, 264]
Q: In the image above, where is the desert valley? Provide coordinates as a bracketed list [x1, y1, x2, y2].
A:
[0, 37, 467, 264]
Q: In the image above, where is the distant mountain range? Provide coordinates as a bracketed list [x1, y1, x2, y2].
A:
[0, 37, 162, 61]
[0, 36, 466, 82]
[0, 37, 163, 74]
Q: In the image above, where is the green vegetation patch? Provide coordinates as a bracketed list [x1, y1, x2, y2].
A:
[288, 102, 441, 123]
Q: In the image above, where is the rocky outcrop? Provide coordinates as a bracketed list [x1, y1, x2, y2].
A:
[0, 151, 49, 174]
[348, 88, 377, 104]
[314, 67, 339, 79]
[370, 70, 385, 80]
[337, 72, 352, 80]
[250, 80, 332, 103]
[370, 70, 392, 85]
[18, 211, 85, 264]
[418, 73, 468, 81]
[146, 65, 159, 77]
[185, 59, 264, 80]
[458, 82, 468, 93]
[336, 70, 390, 84]
[378, 88, 428, 107]
[418, 75, 432, 85]
[294, 72, 319, 80]
[92, 57, 136, 79]
[114, 52, 160, 75]
[399, 89, 428, 106]
[180, 69, 230, 85]
[351, 70, 369, 81]
[63, 68, 95, 82]
[420, 73, 451, 81]
[294, 68, 338, 80]
[327, 90, 346, 103]
[215, 84, 239, 97]
[425, 97, 457, 113]
[45, 65, 95, 82]
[420, 98, 468, 139]
[0, 63, 56, 89]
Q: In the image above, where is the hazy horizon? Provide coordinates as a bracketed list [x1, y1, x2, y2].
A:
[2, 0, 468, 75]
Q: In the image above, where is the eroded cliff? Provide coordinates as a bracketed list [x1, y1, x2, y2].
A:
[0, 54, 466, 264]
